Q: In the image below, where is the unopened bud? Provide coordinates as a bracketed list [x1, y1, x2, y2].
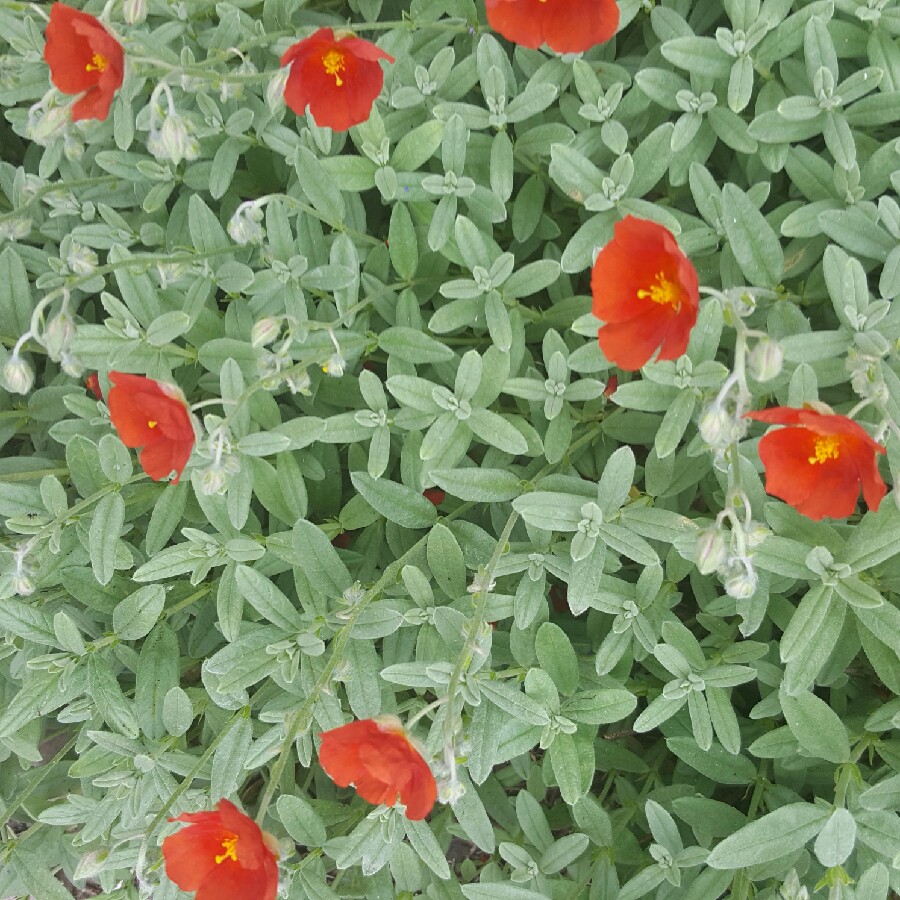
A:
[197, 464, 231, 495]
[28, 104, 69, 145]
[227, 202, 265, 246]
[695, 527, 727, 575]
[63, 132, 85, 161]
[251, 317, 280, 347]
[66, 241, 98, 276]
[266, 68, 290, 112]
[148, 114, 199, 166]
[748, 338, 783, 382]
[60, 351, 84, 379]
[0, 219, 32, 242]
[285, 369, 312, 395]
[43, 311, 76, 360]
[723, 559, 758, 600]
[3, 353, 34, 394]
[698, 404, 733, 446]
[123, 0, 148, 25]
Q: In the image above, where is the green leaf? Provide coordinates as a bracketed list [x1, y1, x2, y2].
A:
[350, 472, 438, 529]
[536, 623, 580, 695]
[135, 623, 179, 740]
[211, 717, 251, 801]
[113, 584, 165, 641]
[431, 467, 523, 502]
[378, 327, 453, 364]
[291, 519, 353, 597]
[706, 803, 830, 869]
[406, 817, 452, 880]
[89, 492, 125, 586]
[235, 565, 304, 632]
[88, 654, 139, 738]
[294, 145, 345, 223]
[277, 793, 327, 848]
[721, 183, 784, 287]
[780, 689, 851, 763]
[563, 689, 637, 725]
[813, 808, 856, 868]
[162, 686, 193, 737]
[549, 730, 587, 804]
[513, 492, 584, 531]
[427, 522, 467, 598]
[666, 737, 757, 784]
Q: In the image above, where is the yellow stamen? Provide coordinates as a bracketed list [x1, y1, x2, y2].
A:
[808, 436, 841, 465]
[85, 53, 108, 73]
[214, 835, 239, 865]
[322, 49, 346, 87]
[637, 271, 680, 308]
[147, 420, 158, 429]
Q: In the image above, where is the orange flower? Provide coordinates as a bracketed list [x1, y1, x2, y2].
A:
[591, 216, 699, 371]
[107, 372, 195, 483]
[43, 3, 124, 121]
[162, 798, 280, 900]
[422, 488, 445, 506]
[318, 717, 437, 820]
[485, 0, 619, 53]
[744, 406, 886, 520]
[280, 28, 394, 132]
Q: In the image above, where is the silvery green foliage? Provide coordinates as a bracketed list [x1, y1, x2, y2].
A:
[0, 0, 899, 897]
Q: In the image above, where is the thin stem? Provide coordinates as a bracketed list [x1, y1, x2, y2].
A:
[406, 696, 449, 730]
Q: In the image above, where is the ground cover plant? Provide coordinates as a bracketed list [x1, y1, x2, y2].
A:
[1, 0, 900, 897]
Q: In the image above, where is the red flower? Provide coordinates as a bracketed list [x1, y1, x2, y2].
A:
[85, 372, 103, 399]
[43, 3, 124, 121]
[744, 406, 886, 520]
[422, 488, 445, 507]
[162, 798, 279, 900]
[280, 28, 394, 131]
[318, 716, 437, 820]
[485, 0, 619, 53]
[591, 216, 699, 371]
[107, 372, 195, 483]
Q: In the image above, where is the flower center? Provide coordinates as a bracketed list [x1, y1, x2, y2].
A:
[214, 835, 239, 865]
[808, 436, 841, 465]
[85, 53, 108, 73]
[322, 49, 346, 87]
[147, 420, 158, 429]
[637, 272, 680, 308]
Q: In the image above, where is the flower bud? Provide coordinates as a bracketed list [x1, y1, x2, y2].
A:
[0, 218, 32, 242]
[196, 464, 231, 496]
[28, 103, 69, 145]
[266, 69, 290, 112]
[3, 353, 34, 394]
[227, 203, 265, 246]
[748, 338, 783, 382]
[695, 527, 727, 575]
[60, 352, 84, 379]
[148, 114, 200, 166]
[285, 369, 312, 395]
[723, 559, 758, 600]
[66, 241, 98, 276]
[123, 0, 148, 25]
[250, 317, 280, 347]
[698, 403, 733, 446]
[43, 311, 75, 360]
